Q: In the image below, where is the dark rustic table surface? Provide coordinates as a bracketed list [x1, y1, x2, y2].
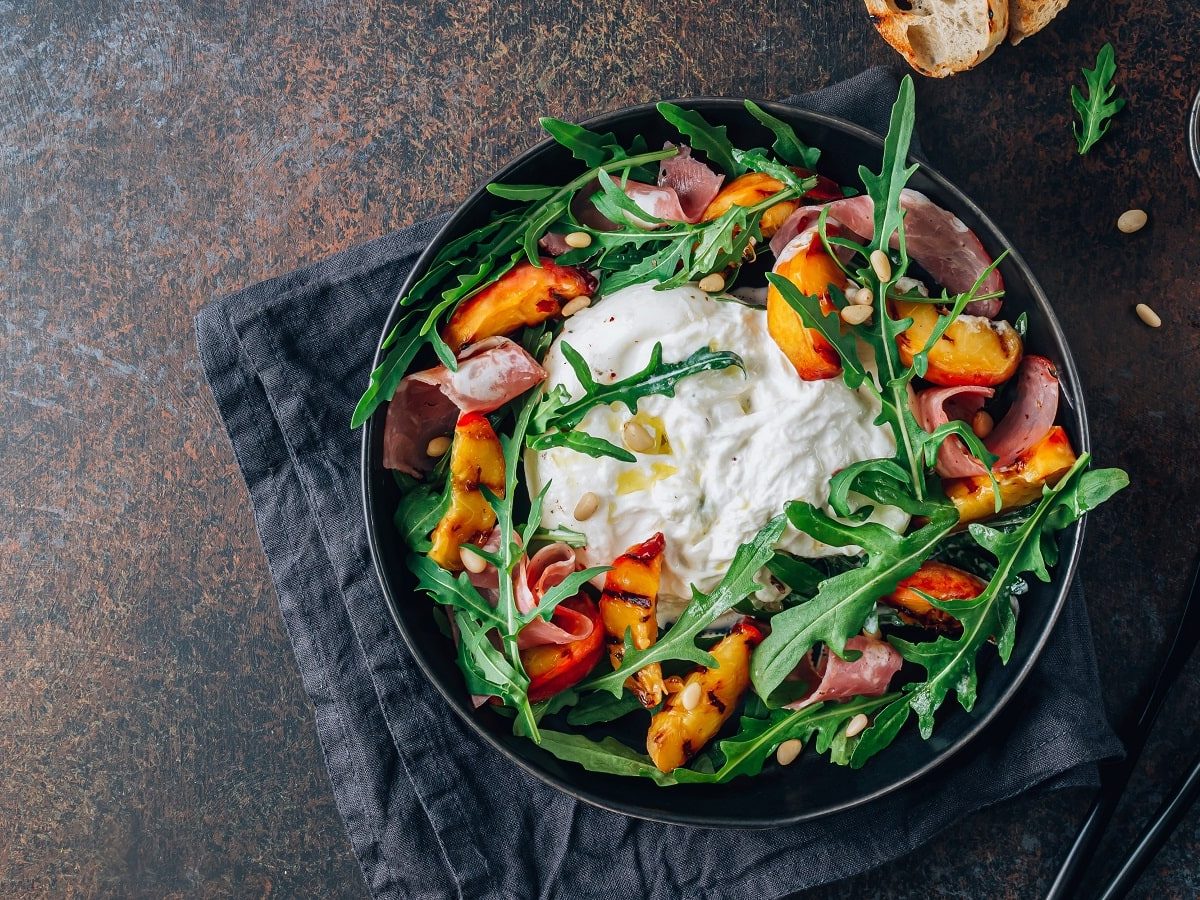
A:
[3, 1, 1199, 897]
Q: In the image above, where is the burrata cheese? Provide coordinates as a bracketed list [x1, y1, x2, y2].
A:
[524, 282, 907, 621]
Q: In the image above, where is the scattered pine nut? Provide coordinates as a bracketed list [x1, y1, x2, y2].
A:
[840, 304, 873, 326]
[561, 295, 592, 317]
[622, 421, 655, 453]
[459, 545, 488, 574]
[698, 273, 726, 293]
[573, 491, 600, 521]
[564, 230, 593, 248]
[776, 739, 803, 766]
[1135, 303, 1161, 328]
[1117, 209, 1148, 234]
[845, 713, 870, 738]
[870, 249, 893, 281]
[971, 410, 995, 439]
[426, 436, 452, 457]
[679, 682, 702, 711]
[854, 287, 875, 306]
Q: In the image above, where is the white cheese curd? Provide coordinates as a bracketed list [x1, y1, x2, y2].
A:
[524, 282, 908, 622]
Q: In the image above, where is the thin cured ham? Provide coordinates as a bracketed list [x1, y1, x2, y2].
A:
[382, 337, 546, 475]
[985, 355, 1059, 467]
[515, 543, 595, 650]
[770, 189, 1004, 317]
[914, 384, 995, 478]
[382, 380, 457, 476]
[657, 144, 724, 222]
[913, 355, 1060, 477]
[785, 635, 903, 711]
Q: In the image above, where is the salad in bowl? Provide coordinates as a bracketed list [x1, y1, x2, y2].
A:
[355, 77, 1126, 788]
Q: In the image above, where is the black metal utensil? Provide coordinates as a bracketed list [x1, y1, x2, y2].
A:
[1044, 551, 1200, 899]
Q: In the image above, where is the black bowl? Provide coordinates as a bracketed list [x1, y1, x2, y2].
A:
[361, 98, 1090, 827]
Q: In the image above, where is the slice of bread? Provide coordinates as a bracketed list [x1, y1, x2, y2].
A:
[1008, 0, 1070, 44]
[865, 0, 1009, 78]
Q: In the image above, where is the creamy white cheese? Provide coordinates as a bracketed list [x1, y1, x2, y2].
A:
[524, 282, 908, 622]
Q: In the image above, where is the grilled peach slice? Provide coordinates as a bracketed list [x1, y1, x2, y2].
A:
[702, 172, 798, 237]
[766, 236, 844, 381]
[944, 426, 1077, 526]
[895, 300, 1022, 387]
[522, 596, 605, 703]
[646, 618, 766, 773]
[442, 259, 596, 352]
[883, 561, 986, 633]
[700, 171, 842, 237]
[600, 533, 668, 708]
[428, 413, 505, 571]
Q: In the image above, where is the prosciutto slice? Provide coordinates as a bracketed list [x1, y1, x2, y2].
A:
[538, 231, 572, 256]
[913, 385, 995, 478]
[985, 355, 1059, 467]
[515, 543, 595, 650]
[770, 190, 1004, 316]
[382, 337, 546, 475]
[657, 144, 724, 222]
[913, 355, 1060, 478]
[382, 379, 457, 476]
[785, 635, 902, 711]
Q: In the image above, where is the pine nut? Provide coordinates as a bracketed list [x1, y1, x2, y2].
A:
[680, 681, 702, 711]
[622, 421, 655, 453]
[845, 713, 870, 738]
[854, 287, 875, 306]
[775, 739, 803, 766]
[870, 249, 892, 282]
[1135, 303, 1161, 328]
[971, 410, 994, 439]
[459, 545, 487, 574]
[840, 304, 873, 326]
[1117, 209, 1148, 234]
[573, 491, 600, 521]
[698, 273, 726, 293]
[426, 436, 452, 458]
[564, 230, 593, 248]
[561, 295, 592, 317]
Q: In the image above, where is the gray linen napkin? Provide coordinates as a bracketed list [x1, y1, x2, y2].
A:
[195, 68, 1121, 900]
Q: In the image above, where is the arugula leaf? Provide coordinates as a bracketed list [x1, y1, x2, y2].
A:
[529, 524, 588, 547]
[874, 458, 1128, 748]
[394, 476, 450, 551]
[538, 341, 745, 431]
[766, 552, 829, 598]
[584, 515, 787, 697]
[743, 100, 821, 169]
[731, 149, 817, 194]
[486, 183, 559, 201]
[751, 502, 959, 700]
[350, 315, 428, 428]
[1072, 43, 1125, 155]
[526, 429, 636, 463]
[536, 695, 895, 784]
[656, 102, 741, 174]
[409, 553, 502, 626]
[540, 117, 624, 167]
[565, 690, 646, 726]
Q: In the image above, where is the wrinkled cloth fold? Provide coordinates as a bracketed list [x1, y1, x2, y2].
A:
[195, 67, 1121, 900]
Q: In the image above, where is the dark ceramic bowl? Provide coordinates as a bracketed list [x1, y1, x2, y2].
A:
[361, 99, 1089, 827]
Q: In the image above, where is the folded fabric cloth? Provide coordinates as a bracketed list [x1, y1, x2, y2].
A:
[195, 67, 1121, 900]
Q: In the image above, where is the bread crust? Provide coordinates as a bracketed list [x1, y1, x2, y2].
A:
[865, 0, 1009, 77]
[1008, 0, 1070, 44]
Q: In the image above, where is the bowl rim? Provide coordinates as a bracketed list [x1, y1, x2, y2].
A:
[360, 96, 1091, 828]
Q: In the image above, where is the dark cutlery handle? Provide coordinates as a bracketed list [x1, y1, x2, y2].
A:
[1045, 555, 1200, 900]
[1094, 747, 1200, 900]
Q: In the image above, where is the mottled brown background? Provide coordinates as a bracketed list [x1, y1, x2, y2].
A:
[2, 0, 1198, 897]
